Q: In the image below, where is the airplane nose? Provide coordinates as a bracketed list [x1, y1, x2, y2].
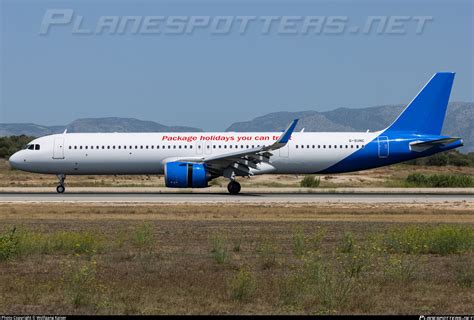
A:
[9, 152, 22, 169]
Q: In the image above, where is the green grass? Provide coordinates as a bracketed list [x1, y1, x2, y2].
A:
[300, 175, 321, 188]
[381, 225, 474, 255]
[210, 232, 229, 264]
[0, 226, 103, 260]
[405, 173, 473, 187]
[228, 267, 256, 301]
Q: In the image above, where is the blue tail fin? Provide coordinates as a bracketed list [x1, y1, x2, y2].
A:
[384, 72, 455, 135]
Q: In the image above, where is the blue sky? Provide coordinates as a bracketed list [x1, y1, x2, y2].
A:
[1, 0, 473, 131]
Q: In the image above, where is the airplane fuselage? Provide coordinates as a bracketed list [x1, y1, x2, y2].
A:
[9, 131, 462, 176]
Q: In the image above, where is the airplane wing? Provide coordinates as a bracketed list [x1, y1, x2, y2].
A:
[164, 119, 298, 177]
[409, 137, 463, 152]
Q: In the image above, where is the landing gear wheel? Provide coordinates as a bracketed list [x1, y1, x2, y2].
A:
[56, 185, 65, 194]
[227, 181, 241, 195]
[56, 174, 66, 194]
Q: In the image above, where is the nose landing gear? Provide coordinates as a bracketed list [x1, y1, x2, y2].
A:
[227, 180, 241, 195]
[56, 174, 66, 194]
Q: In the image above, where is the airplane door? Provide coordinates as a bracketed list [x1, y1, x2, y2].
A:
[378, 136, 389, 158]
[53, 137, 65, 159]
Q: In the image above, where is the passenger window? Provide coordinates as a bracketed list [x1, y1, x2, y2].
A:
[80, 146, 83, 149]
[334, 145, 337, 149]
[168, 146, 171, 149]
[328, 145, 331, 148]
[340, 145, 342, 148]
[140, 146, 143, 149]
[107, 146, 110, 149]
[213, 145, 216, 149]
[190, 146, 193, 149]
[85, 146, 88, 149]
[345, 145, 348, 148]
[97, 146, 99, 149]
[356, 145, 359, 149]
[318, 145, 320, 149]
[307, 145, 310, 149]
[312, 145, 315, 149]
[296, 145, 298, 149]
[179, 145, 182, 149]
[69, 146, 72, 149]
[184, 145, 187, 149]
[35, 144, 40, 150]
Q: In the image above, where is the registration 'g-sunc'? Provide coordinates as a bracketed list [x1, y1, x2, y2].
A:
[9, 72, 463, 194]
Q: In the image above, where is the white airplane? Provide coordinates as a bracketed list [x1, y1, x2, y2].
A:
[9, 72, 463, 194]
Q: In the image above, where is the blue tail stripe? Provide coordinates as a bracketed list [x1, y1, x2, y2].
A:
[385, 72, 454, 135]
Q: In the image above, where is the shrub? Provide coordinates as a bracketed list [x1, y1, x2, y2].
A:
[279, 269, 306, 306]
[405, 173, 473, 188]
[337, 232, 355, 254]
[210, 232, 228, 264]
[0, 227, 18, 261]
[382, 225, 474, 255]
[228, 267, 256, 301]
[454, 256, 474, 288]
[258, 237, 278, 269]
[1, 227, 103, 259]
[383, 254, 422, 282]
[300, 175, 320, 188]
[61, 257, 98, 308]
[131, 223, 155, 248]
[292, 228, 306, 257]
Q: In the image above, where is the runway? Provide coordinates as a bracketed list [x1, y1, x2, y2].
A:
[1, 192, 473, 203]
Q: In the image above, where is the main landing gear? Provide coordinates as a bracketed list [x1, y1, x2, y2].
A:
[227, 180, 241, 195]
[56, 174, 66, 194]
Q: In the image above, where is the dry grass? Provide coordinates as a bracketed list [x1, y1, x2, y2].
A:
[0, 203, 473, 315]
[2, 159, 473, 188]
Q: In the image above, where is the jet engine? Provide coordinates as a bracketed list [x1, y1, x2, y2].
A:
[164, 161, 210, 188]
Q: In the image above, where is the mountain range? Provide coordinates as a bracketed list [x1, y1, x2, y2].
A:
[1, 102, 473, 152]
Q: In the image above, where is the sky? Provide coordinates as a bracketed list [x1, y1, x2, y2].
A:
[1, 0, 473, 131]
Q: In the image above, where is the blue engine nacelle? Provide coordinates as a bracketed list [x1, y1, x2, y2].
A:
[165, 161, 210, 188]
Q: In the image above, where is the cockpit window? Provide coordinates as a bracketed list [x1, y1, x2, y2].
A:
[35, 144, 40, 150]
[27, 144, 34, 150]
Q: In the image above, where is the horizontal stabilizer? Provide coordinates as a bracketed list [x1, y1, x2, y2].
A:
[409, 137, 463, 152]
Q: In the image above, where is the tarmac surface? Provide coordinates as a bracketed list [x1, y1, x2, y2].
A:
[1, 192, 473, 203]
